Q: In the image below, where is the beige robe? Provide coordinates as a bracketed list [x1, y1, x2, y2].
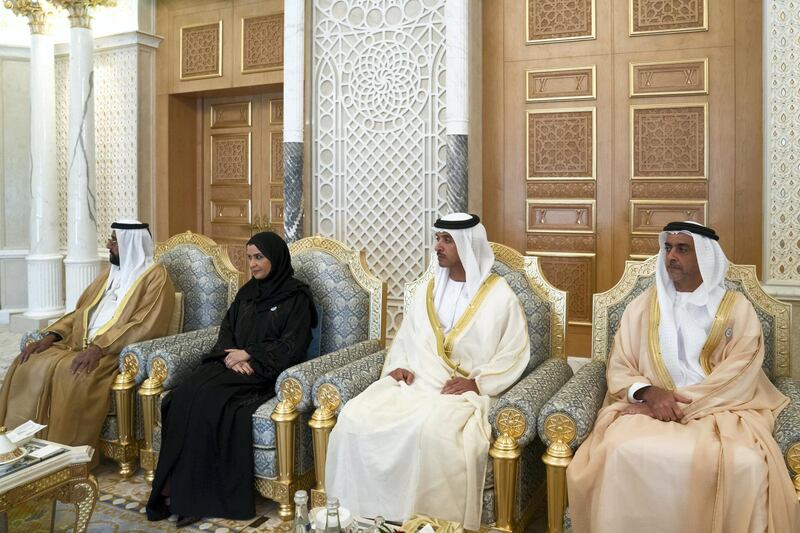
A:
[567, 287, 799, 533]
[326, 274, 530, 530]
[0, 263, 174, 461]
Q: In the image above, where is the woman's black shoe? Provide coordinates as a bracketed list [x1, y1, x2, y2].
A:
[176, 516, 202, 528]
[145, 496, 170, 522]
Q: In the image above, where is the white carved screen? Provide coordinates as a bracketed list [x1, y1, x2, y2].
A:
[55, 46, 140, 250]
[312, 0, 448, 336]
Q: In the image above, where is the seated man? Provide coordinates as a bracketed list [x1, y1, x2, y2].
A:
[567, 221, 799, 532]
[326, 213, 530, 529]
[0, 220, 175, 462]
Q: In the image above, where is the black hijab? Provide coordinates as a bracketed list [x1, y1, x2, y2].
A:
[236, 232, 318, 327]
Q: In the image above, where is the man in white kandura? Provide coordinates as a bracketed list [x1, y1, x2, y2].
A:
[325, 213, 530, 529]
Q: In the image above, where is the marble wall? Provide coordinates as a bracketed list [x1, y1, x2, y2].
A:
[0, 49, 30, 321]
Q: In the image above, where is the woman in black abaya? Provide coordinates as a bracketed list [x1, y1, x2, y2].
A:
[146, 231, 316, 527]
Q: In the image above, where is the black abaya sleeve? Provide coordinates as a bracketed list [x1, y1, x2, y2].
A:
[202, 303, 238, 362]
[245, 294, 313, 381]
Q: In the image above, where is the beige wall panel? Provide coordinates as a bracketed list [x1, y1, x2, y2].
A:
[527, 181, 596, 199]
[503, 0, 612, 61]
[630, 200, 707, 234]
[527, 66, 596, 102]
[527, 200, 596, 234]
[170, 8, 233, 93]
[630, 180, 707, 199]
[538, 254, 596, 325]
[526, 0, 595, 43]
[612, 0, 734, 53]
[211, 101, 252, 128]
[527, 234, 596, 254]
[527, 108, 595, 180]
[232, 0, 284, 88]
[481, 1, 505, 243]
[629, 0, 708, 36]
[631, 104, 707, 179]
[630, 58, 708, 96]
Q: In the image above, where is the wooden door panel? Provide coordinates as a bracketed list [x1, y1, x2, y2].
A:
[484, 0, 760, 356]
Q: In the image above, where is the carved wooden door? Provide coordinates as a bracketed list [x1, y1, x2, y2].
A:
[202, 94, 285, 275]
[483, 1, 762, 355]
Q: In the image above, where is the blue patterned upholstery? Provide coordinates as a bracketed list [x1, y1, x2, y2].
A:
[538, 258, 799, 529]
[148, 327, 220, 390]
[292, 251, 373, 354]
[157, 244, 232, 332]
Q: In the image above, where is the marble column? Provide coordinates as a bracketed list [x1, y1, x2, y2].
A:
[283, 0, 304, 243]
[445, 0, 469, 213]
[4, 0, 65, 329]
[52, 0, 111, 309]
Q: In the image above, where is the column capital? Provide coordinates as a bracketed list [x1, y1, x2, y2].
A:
[50, 0, 115, 29]
[3, 1, 54, 35]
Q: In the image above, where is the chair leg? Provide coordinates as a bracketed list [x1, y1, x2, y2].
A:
[490, 407, 526, 533]
[138, 360, 166, 484]
[541, 414, 577, 533]
[109, 355, 139, 477]
[308, 383, 342, 509]
[272, 378, 303, 521]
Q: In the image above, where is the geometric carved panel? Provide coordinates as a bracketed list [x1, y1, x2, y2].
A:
[631, 235, 660, 257]
[539, 254, 595, 324]
[527, 199, 595, 233]
[211, 199, 251, 225]
[211, 101, 252, 129]
[180, 21, 223, 80]
[527, 66, 596, 102]
[630, 0, 708, 35]
[211, 133, 251, 184]
[528, 108, 595, 180]
[270, 131, 283, 182]
[630, 59, 708, 97]
[630, 200, 707, 234]
[242, 14, 283, 73]
[527, 0, 595, 43]
[631, 104, 707, 179]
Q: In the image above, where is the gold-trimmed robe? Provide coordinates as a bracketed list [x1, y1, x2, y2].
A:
[567, 286, 799, 533]
[0, 264, 174, 461]
[325, 275, 530, 530]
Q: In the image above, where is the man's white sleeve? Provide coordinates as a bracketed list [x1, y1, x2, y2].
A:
[628, 382, 650, 403]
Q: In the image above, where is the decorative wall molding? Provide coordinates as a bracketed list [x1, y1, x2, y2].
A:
[527, 234, 595, 254]
[764, 0, 800, 283]
[527, 0, 595, 44]
[211, 133, 251, 184]
[527, 181, 595, 199]
[630, 58, 708, 97]
[630, 180, 707, 199]
[179, 21, 222, 80]
[526, 199, 596, 234]
[526, 66, 596, 102]
[241, 13, 283, 74]
[312, 0, 447, 336]
[629, 199, 707, 235]
[527, 108, 596, 180]
[0, 46, 30, 59]
[629, 0, 708, 36]
[210, 101, 252, 129]
[631, 103, 707, 179]
[536, 253, 595, 325]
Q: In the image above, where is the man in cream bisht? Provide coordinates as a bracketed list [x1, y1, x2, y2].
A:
[0, 221, 175, 461]
[567, 221, 799, 533]
[326, 213, 530, 529]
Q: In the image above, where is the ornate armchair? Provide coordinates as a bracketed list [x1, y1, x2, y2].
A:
[144, 236, 386, 520]
[128, 231, 240, 479]
[18, 231, 239, 478]
[307, 243, 572, 532]
[537, 255, 798, 533]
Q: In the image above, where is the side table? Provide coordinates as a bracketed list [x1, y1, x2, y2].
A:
[0, 442, 96, 533]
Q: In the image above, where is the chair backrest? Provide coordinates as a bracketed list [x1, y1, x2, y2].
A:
[592, 255, 792, 378]
[154, 231, 241, 332]
[289, 236, 386, 355]
[404, 242, 567, 372]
